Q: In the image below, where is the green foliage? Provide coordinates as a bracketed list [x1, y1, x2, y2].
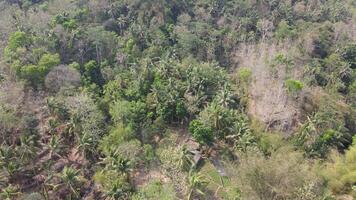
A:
[235, 147, 324, 200]
[257, 133, 285, 156]
[94, 170, 131, 199]
[285, 79, 304, 95]
[321, 0, 351, 22]
[87, 26, 118, 62]
[65, 93, 106, 157]
[21, 53, 60, 86]
[110, 100, 148, 132]
[231, 115, 256, 152]
[238, 68, 252, 83]
[4, 31, 32, 53]
[271, 53, 294, 69]
[99, 124, 134, 156]
[47, 96, 69, 121]
[275, 20, 296, 40]
[341, 43, 356, 69]
[124, 38, 135, 54]
[83, 60, 105, 87]
[58, 166, 83, 198]
[187, 170, 208, 200]
[312, 23, 335, 58]
[37, 53, 60, 70]
[52, 12, 78, 31]
[198, 101, 239, 139]
[323, 141, 356, 195]
[305, 52, 353, 95]
[142, 144, 155, 163]
[133, 180, 176, 200]
[294, 96, 353, 158]
[188, 119, 213, 145]
[0, 0, 355, 198]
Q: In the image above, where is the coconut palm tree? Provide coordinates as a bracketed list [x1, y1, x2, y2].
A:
[58, 166, 82, 198]
[99, 151, 132, 174]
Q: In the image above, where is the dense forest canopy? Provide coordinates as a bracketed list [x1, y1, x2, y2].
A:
[0, 0, 355, 199]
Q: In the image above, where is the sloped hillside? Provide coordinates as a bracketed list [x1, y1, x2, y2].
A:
[0, 0, 355, 200]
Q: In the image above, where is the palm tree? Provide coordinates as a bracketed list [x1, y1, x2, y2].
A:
[99, 151, 132, 174]
[0, 144, 20, 177]
[58, 166, 81, 198]
[41, 171, 59, 200]
[102, 181, 129, 200]
[94, 169, 131, 200]
[76, 132, 95, 159]
[204, 102, 224, 131]
[18, 134, 38, 163]
[116, 16, 128, 35]
[187, 170, 208, 200]
[67, 116, 80, 136]
[179, 145, 194, 171]
[48, 134, 63, 159]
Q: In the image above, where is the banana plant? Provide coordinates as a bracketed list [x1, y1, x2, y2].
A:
[187, 170, 208, 200]
[179, 145, 194, 171]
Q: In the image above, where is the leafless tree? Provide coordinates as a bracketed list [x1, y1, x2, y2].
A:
[45, 65, 80, 93]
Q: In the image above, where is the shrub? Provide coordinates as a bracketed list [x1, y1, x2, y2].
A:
[234, 147, 324, 200]
[198, 101, 238, 138]
[341, 43, 356, 69]
[275, 20, 296, 40]
[0, 107, 18, 142]
[4, 31, 32, 54]
[323, 141, 356, 195]
[311, 23, 334, 58]
[37, 53, 60, 70]
[110, 100, 148, 132]
[142, 144, 155, 163]
[94, 170, 132, 199]
[188, 119, 213, 145]
[83, 60, 105, 87]
[285, 79, 304, 95]
[238, 68, 252, 83]
[20, 53, 60, 87]
[132, 180, 176, 200]
[294, 96, 353, 157]
[99, 124, 134, 156]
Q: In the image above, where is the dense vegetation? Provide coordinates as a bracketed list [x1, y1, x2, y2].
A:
[0, 0, 355, 199]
